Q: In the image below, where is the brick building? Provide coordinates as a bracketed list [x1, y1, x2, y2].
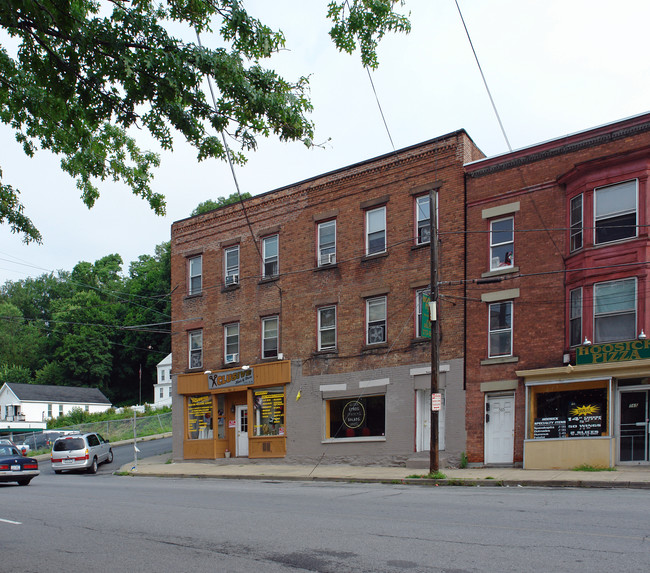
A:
[465, 112, 650, 468]
[170, 130, 483, 465]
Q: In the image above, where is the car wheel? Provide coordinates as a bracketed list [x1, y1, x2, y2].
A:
[17, 479, 32, 486]
[106, 448, 114, 464]
[88, 457, 98, 474]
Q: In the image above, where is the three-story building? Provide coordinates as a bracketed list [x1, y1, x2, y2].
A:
[170, 130, 484, 464]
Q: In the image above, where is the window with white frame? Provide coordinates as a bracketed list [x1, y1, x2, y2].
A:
[188, 329, 203, 369]
[224, 245, 240, 286]
[570, 194, 583, 252]
[317, 220, 336, 266]
[569, 288, 582, 347]
[594, 180, 637, 245]
[594, 278, 637, 343]
[160, 370, 165, 382]
[490, 217, 514, 270]
[318, 306, 337, 350]
[488, 301, 512, 357]
[415, 195, 431, 245]
[188, 255, 202, 295]
[159, 388, 164, 399]
[224, 323, 240, 363]
[366, 206, 386, 255]
[366, 296, 387, 345]
[262, 235, 279, 278]
[262, 316, 279, 359]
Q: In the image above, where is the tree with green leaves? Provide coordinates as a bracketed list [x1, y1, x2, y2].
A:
[0, 363, 32, 384]
[0, 301, 47, 372]
[0, 1, 410, 243]
[191, 192, 252, 217]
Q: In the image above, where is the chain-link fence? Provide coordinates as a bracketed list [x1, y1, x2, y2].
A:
[11, 411, 172, 452]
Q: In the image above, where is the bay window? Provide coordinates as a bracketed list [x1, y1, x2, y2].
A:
[593, 278, 636, 343]
[594, 180, 637, 245]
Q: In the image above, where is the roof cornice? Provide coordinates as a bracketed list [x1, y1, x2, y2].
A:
[466, 113, 650, 178]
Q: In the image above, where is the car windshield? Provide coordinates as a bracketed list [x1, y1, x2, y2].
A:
[0, 445, 18, 456]
[54, 438, 85, 451]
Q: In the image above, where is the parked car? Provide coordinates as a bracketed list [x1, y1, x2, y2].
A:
[0, 438, 26, 456]
[19, 431, 66, 452]
[0, 444, 40, 486]
[51, 433, 113, 474]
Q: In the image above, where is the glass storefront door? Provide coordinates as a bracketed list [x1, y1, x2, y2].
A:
[620, 390, 649, 462]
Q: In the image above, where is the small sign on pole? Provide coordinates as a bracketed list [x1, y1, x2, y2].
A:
[431, 393, 442, 412]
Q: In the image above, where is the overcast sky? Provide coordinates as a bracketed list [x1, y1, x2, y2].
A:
[2, 0, 649, 285]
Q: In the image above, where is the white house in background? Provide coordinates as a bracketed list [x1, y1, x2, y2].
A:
[153, 353, 172, 408]
[0, 383, 112, 435]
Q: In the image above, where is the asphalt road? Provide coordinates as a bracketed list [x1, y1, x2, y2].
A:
[1, 440, 649, 572]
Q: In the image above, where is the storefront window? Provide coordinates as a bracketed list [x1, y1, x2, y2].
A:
[187, 395, 213, 440]
[529, 381, 609, 439]
[252, 387, 285, 436]
[326, 395, 385, 439]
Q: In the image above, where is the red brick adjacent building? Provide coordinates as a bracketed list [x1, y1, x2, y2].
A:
[170, 131, 483, 465]
[465, 112, 650, 468]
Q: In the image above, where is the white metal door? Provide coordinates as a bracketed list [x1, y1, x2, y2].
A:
[416, 389, 445, 452]
[484, 394, 514, 464]
[235, 405, 249, 457]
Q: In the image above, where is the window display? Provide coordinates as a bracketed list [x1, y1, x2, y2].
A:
[530, 382, 608, 439]
[253, 387, 285, 436]
[187, 395, 213, 440]
[327, 395, 385, 439]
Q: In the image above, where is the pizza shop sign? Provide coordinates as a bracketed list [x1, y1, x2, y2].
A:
[577, 340, 650, 365]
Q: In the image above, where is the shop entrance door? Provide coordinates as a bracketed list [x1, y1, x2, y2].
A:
[620, 390, 649, 462]
[415, 390, 445, 452]
[484, 394, 514, 464]
[235, 405, 249, 457]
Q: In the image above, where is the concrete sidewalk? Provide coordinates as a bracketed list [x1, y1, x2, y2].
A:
[120, 454, 650, 489]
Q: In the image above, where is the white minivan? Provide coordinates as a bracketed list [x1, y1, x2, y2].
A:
[51, 433, 113, 474]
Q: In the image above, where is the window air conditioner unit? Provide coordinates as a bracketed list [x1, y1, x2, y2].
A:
[226, 273, 239, 286]
[320, 253, 336, 266]
[226, 353, 239, 364]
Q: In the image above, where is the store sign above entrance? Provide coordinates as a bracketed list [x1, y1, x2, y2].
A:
[576, 340, 650, 365]
[208, 368, 254, 390]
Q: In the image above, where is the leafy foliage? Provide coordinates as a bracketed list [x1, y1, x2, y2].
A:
[0, 363, 32, 384]
[0, 0, 410, 242]
[328, 1, 411, 69]
[191, 191, 252, 216]
[0, 242, 171, 404]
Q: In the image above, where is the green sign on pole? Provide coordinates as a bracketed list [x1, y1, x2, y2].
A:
[421, 293, 431, 339]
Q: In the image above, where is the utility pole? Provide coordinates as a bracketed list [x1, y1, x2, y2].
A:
[429, 189, 440, 474]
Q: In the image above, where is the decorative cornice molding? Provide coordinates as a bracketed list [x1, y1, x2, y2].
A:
[467, 121, 650, 179]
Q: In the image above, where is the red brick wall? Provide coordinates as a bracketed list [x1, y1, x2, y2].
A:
[464, 115, 650, 463]
[171, 131, 483, 379]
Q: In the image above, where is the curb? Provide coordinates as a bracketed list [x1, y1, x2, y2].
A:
[116, 471, 650, 489]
